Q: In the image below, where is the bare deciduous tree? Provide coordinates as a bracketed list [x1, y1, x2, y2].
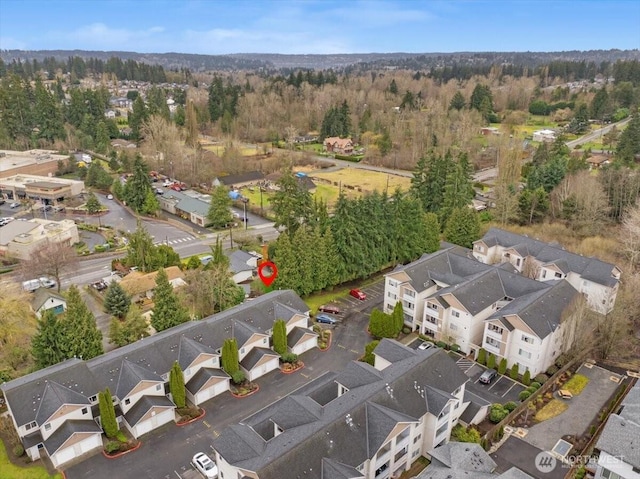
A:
[561, 295, 596, 361]
[621, 200, 640, 270]
[20, 240, 79, 292]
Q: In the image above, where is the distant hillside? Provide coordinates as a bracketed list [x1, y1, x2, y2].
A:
[2, 49, 639, 72]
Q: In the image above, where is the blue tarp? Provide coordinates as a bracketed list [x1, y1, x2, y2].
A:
[295, 172, 307, 178]
[228, 191, 241, 200]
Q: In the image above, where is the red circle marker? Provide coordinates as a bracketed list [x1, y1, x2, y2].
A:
[257, 261, 278, 287]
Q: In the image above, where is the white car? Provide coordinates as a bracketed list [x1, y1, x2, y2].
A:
[418, 341, 433, 351]
[9, 202, 20, 208]
[193, 452, 218, 478]
[106, 194, 114, 200]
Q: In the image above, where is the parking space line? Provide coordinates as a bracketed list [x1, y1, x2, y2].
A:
[337, 344, 346, 349]
[212, 430, 220, 438]
[501, 381, 517, 398]
[174, 471, 182, 478]
[202, 420, 210, 428]
[350, 349, 360, 354]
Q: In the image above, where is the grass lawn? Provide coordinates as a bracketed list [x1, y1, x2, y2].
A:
[0, 441, 63, 479]
[240, 187, 272, 208]
[573, 141, 605, 151]
[311, 168, 411, 195]
[304, 287, 351, 314]
[535, 399, 569, 422]
[563, 373, 589, 395]
[202, 143, 269, 157]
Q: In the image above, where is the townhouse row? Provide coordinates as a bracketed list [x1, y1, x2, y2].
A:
[383, 228, 620, 377]
[1, 291, 317, 468]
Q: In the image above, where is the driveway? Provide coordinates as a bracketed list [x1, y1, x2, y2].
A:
[523, 363, 624, 451]
[491, 436, 566, 479]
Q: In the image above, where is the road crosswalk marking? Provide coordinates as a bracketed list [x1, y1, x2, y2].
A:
[153, 236, 195, 246]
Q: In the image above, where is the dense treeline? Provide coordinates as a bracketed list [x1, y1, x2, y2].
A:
[0, 55, 170, 83]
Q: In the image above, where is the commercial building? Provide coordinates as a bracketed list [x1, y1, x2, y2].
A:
[0, 218, 79, 260]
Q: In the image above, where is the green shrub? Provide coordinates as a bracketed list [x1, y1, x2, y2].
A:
[526, 386, 537, 394]
[487, 354, 496, 370]
[281, 352, 298, 364]
[13, 444, 24, 457]
[504, 401, 518, 412]
[589, 425, 596, 436]
[105, 441, 121, 454]
[519, 390, 531, 401]
[534, 374, 549, 384]
[436, 341, 448, 349]
[498, 358, 507, 375]
[477, 348, 487, 365]
[451, 424, 481, 443]
[510, 363, 519, 380]
[522, 369, 531, 386]
[489, 404, 508, 423]
[494, 425, 504, 441]
[402, 326, 411, 334]
[450, 344, 460, 352]
[530, 382, 542, 390]
[555, 353, 570, 368]
[546, 365, 559, 376]
[231, 370, 246, 385]
[575, 466, 587, 479]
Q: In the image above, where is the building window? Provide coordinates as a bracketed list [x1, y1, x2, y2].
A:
[486, 337, 500, 348]
[488, 324, 503, 334]
[413, 434, 421, 444]
[516, 258, 521, 267]
[44, 423, 51, 431]
[82, 407, 88, 415]
[518, 348, 532, 359]
[388, 280, 397, 288]
[156, 384, 162, 391]
[542, 270, 547, 278]
[475, 245, 484, 253]
[427, 303, 438, 311]
[521, 334, 534, 344]
[555, 272, 562, 278]
[89, 395, 97, 403]
[240, 348, 245, 354]
[402, 300, 414, 310]
[451, 310, 460, 318]
[25, 421, 37, 431]
[600, 468, 623, 479]
[124, 398, 130, 405]
[405, 289, 415, 298]
[388, 292, 397, 300]
[263, 338, 268, 344]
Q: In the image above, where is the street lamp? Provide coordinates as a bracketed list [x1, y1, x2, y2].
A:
[242, 198, 249, 231]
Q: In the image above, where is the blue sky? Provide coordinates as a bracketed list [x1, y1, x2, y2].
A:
[1, 0, 639, 54]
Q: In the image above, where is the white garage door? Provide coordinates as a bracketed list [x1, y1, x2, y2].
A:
[196, 388, 212, 405]
[51, 435, 101, 467]
[136, 408, 175, 437]
[213, 380, 228, 396]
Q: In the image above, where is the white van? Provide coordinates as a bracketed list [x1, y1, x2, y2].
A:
[22, 277, 56, 292]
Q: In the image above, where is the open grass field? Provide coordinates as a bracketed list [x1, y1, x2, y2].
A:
[534, 399, 569, 422]
[311, 168, 411, 194]
[202, 143, 269, 157]
[0, 441, 63, 479]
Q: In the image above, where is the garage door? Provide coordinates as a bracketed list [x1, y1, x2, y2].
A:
[51, 435, 101, 467]
[196, 388, 212, 405]
[51, 446, 76, 468]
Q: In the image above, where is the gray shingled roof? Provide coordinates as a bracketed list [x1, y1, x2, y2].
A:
[595, 383, 640, 469]
[335, 362, 383, 390]
[218, 171, 264, 185]
[234, 321, 260, 347]
[213, 346, 469, 479]
[479, 227, 619, 287]
[177, 336, 217, 370]
[115, 360, 164, 400]
[185, 367, 229, 395]
[226, 250, 254, 274]
[43, 420, 102, 455]
[321, 458, 365, 479]
[35, 381, 91, 425]
[2, 291, 310, 429]
[287, 326, 318, 348]
[30, 289, 66, 312]
[373, 338, 416, 364]
[1, 359, 98, 428]
[123, 395, 175, 427]
[240, 347, 279, 371]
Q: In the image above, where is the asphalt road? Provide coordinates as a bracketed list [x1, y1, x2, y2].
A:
[64, 280, 384, 479]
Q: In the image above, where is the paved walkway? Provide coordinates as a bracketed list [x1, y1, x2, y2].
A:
[523, 364, 622, 451]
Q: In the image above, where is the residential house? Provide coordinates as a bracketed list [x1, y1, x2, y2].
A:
[73, 153, 92, 168]
[532, 129, 556, 142]
[157, 189, 210, 227]
[480, 127, 501, 136]
[414, 442, 532, 478]
[30, 289, 67, 318]
[119, 265, 186, 303]
[213, 171, 265, 189]
[212, 341, 469, 479]
[593, 382, 640, 479]
[323, 137, 354, 155]
[586, 154, 611, 170]
[383, 244, 585, 376]
[104, 110, 116, 119]
[472, 227, 621, 314]
[1, 290, 316, 468]
[109, 97, 132, 109]
[0, 219, 79, 260]
[225, 249, 256, 284]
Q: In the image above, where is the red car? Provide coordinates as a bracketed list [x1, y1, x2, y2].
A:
[318, 304, 341, 315]
[349, 289, 366, 300]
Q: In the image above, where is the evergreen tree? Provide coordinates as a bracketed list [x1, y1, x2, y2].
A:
[362, 340, 380, 366]
[423, 213, 441, 253]
[498, 357, 508, 375]
[206, 186, 233, 229]
[519, 187, 549, 225]
[292, 226, 315, 296]
[477, 348, 487, 365]
[85, 192, 103, 215]
[104, 282, 130, 319]
[142, 189, 159, 215]
[522, 369, 531, 386]
[271, 167, 312, 234]
[98, 388, 118, 438]
[330, 194, 365, 282]
[272, 319, 287, 355]
[109, 305, 149, 347]
[31, 309, 65, 369]
[440, 152, 475, 223]
[510, 363, 519, 380]
[272, 232, 300, 292]
[487, 353, 496, 370]
[221, 338, 239, 375]
[124, 155, 153, 213]
[449, 91, 466, 110]
[392, 301, 405, 335]
[169, 361, 186, 408]
[388, 79, 398, 95]
[129, 95, 147, 139]
[61, 285, 103, 360]
[125, 222, 157, 272]
[150, 268, 189, 332]
[616, 114, 640, 166]
[443, 207, 481, 248]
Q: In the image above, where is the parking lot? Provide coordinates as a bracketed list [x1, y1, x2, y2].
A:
[450, 353, 526, 404]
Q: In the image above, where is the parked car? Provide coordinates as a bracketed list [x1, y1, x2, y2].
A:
[9, 202, 20, 208]
[316, 314, 338, 324]
[349, 288, 366, 300]
[479, 369, 498, 384]
[557, 389, 573, 399]
[91, 281, 108, 291]
[318, 304, 341, 315]
[418, 341, 433, 351]
[193, 452, 218, 478]
[0, 199, 5, 205]
[39, 277, 57, 289]
[155, 187, 164, 195]
[106, 194, 114, 200]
